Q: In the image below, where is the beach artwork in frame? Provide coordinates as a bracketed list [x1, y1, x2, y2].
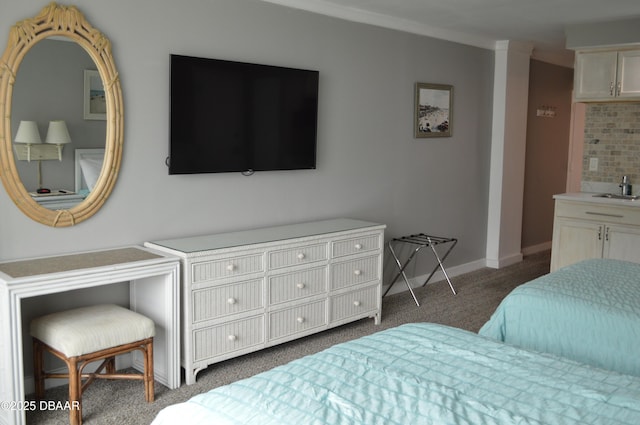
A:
[83, 70, 106, 120]
[414, 83, 453, 138]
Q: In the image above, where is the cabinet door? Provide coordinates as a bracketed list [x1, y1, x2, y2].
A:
[616, 50, 640, 98]
[574, 51, 618, 100]
[551, 218, 603, 271]
[603, 224, 640, 263]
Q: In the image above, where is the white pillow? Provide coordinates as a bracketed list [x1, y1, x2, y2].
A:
[79, 157, 103, 191]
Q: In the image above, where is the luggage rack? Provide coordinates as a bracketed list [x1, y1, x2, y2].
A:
[384, 233, 457, 306]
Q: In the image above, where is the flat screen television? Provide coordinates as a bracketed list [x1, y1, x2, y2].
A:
[169, 54, 319, 175]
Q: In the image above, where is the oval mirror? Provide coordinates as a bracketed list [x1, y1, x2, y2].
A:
[0, 3, 123, 227]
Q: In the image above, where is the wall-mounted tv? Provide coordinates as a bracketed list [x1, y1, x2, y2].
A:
[169, 54, 319, 175]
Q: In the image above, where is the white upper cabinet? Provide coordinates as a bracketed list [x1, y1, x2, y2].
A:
[574, 49, 640, 101]
[617, 50, 640, 98]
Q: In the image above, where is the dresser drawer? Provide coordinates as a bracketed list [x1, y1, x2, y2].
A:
[192, 278, 264, 322]
[193, 316, 264, 362]
[555, 200, 640, 226]
[330, 285, 378, 323]
[268, 300, 327, 341]
[192, 253, 264, 282]
[268, 243, 327, 270]
[331, 233, 380, 258]
[269, 266, 327, 305]
[330, 255, 380, 290]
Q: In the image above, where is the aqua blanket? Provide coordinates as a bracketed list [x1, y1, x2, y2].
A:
[153, 322, 640, 425]
[479, 258, 640, 376]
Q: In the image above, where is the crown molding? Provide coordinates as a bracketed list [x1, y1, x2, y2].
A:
[260, 0, 576, 67]
[260, 0, 496, 50]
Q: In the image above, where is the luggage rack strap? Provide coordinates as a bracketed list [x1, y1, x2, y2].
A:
[392, 233, 456, 246]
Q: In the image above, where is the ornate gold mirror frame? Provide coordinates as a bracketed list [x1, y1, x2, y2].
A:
[0, 3, 123, 227]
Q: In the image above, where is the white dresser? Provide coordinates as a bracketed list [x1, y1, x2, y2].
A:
[145, 218, 385, 385]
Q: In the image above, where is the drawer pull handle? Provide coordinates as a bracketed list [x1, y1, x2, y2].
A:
[354, 269, 362, 276]
[226, 264, 236, 272]
[353, 300, 361, 307]
[296, 283, 306, 289]
[296, 317, 305, 324]
[297, 253, 306, 260]
[227, 297, 237, 305]
[585, 211, 624, 218]
[228, 334, 237, 341]
[354, 243, 363, 250]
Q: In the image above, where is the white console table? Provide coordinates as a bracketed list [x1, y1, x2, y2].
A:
[0, 246, 181, 425]
[146, 218, 385, 385]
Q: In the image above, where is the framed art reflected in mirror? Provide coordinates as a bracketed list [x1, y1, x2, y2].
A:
[83, 70, 106, 121]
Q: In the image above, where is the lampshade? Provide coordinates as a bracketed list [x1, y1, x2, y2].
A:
[45, 120, 71, 145]
[14, 121, 42, 162]
[45, 120, 71, 161]
[14, 121, 42, 144]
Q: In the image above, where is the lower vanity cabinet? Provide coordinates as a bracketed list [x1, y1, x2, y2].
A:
[551, 196, 640, 271]
[145, 218, 385, 384]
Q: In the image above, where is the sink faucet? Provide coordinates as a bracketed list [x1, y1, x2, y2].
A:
[620, 175, 632, 196]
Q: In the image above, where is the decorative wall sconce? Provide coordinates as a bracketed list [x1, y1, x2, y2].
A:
[13, 120, 71, 162]
[13, 120, 72, 193]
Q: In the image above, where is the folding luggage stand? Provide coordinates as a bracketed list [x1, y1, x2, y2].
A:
[384, 233, 457, 306]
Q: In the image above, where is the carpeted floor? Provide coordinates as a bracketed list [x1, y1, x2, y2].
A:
[27, 250, 550, 424]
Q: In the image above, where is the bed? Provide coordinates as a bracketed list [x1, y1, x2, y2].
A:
[152, 322, 640, 425]
[74, 148, 104, 195]
[479, 258, 640, 376]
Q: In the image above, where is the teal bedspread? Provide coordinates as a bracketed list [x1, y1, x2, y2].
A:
[479, 258, 640, 376]
[153, 323, 640, 425]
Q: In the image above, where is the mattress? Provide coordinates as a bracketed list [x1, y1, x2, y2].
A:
[152, 322, 640, 425]
[479, 258, 640, 376]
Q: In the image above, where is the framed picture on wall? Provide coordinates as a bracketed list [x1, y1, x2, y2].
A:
[83, 70, 106, 120]
[414, 82, 453, 138]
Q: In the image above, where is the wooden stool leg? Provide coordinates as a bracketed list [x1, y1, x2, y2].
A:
[106, 356, 116, 374]
[145, 340, 154, 402]
[33, 339, 45, 399]
[67, 357, 82, 425]
[33, 336, 154, 424]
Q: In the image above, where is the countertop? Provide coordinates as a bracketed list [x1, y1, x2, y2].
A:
[554, 192, 640, 207]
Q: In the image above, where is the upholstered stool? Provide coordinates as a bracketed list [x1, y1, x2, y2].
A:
[30, 304, 155, 425]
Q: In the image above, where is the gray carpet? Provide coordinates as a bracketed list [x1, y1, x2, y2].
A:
[27, 251, 550, 424]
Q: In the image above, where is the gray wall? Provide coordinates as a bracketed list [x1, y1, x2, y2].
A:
[1, 0, 494, 277]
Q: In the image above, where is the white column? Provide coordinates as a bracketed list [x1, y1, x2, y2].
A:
[486, 40, 533, 268]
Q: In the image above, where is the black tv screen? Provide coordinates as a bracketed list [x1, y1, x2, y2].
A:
[169, 54, 319, 174]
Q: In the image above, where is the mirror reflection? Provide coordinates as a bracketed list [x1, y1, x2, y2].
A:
[11, 38, 106, 210]
[1, 2, 123, 227]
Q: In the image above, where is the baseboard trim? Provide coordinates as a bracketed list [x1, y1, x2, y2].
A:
[522, 241, 551, 256]
[485, 251, 523, 269]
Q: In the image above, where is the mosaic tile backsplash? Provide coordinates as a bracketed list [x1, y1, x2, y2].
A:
[583, 103, 640, 189]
